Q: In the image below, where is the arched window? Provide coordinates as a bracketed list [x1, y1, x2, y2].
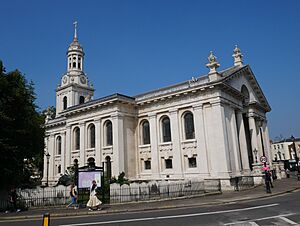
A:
[74, 127, 80, 150]
[87, 157, 95, 168]
[184, 112, 195, 140]
[79, 96, 85, 104]
[63, 96, 67, 110]
[88, 124, 95, 148]
[141, 120, 150, 145]
[105, 120, 113, 146]
[72, 57, 76, 68]
[56, 136, 62, 155]
[162, 116, 171, 142]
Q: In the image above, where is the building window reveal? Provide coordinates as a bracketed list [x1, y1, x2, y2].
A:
[184, 112, 195, 140]
[165, 159, 173, 169]
[162, 116, 171, 142]
[188, 157, 197, 168]
[144, 160, 151, 170]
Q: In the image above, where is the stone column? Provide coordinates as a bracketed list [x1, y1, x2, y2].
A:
[149, 113, 160, 179]
[248, 116, 259, 158]
[79, 123, 85, 167]
[169, 109, 183, 179]
[112, 112, 125, 177]
[193, 104, 209, 177]
[229, 109, 242, 175]
[208, 102, 230, 178]
[263, 121, 272, 166]
[61, 132, 66, 175]
[236, 112, 251, 174]
[65, 125, 72, 167]
[95, 119, 102, 167]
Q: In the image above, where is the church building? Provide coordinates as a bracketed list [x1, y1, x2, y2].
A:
[43, 24, 272, 188]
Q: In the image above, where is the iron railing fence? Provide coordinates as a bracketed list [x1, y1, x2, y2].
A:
[0, 179, 223, 209]
[110, 179, 221, 204]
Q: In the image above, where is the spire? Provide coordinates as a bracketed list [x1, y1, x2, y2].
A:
[206, 51, 220, 74]
[73, 21, 78, 41]
[232, 45, 243, 66]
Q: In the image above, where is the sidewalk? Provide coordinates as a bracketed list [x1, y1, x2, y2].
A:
[0, 177, 299, 221]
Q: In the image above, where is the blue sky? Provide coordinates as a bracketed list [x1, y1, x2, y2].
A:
[0, 0, 299, 139]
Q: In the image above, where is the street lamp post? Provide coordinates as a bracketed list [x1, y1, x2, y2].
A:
[291, 135, 300, 180]
[46, 153, 50, 187]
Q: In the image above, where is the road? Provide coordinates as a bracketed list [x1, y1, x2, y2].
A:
[1, 190, 300, 226]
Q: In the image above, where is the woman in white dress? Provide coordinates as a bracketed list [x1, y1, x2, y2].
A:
[86, 180, 102, 210]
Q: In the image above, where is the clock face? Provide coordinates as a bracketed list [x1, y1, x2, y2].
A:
[63, 76, 67, 84]
[80, 76, 86, 84]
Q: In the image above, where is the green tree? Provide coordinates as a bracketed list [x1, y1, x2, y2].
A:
[0, 60, 44, 189]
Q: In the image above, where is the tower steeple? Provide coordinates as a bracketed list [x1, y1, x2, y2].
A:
[67, 21, 84, 73]
[55, 22, 94, 115]
[73, 21, 78, 41]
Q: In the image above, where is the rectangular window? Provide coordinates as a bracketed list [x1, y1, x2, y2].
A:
[188, 157, 197, 168]
[165, 159, 173, 169]
[144, 160, 151, 170]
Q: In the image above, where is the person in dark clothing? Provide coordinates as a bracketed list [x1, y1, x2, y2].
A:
[6, 188, 19, 213]
[265, 171, 272, 193]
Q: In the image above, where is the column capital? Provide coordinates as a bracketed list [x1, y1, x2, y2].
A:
[148, 112, 157, 119]
[193, 103, 203, 110]
[94, 119, 101, 124]
[111, 111, 123, 119]
[169, 108, 178, 115]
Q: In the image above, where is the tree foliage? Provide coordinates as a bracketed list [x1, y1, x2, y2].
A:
[0, 60, 44, 189]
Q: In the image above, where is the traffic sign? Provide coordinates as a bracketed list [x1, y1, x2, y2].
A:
[260, 156, 267, 163]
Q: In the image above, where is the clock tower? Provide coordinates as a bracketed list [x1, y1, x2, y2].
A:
[56, 22, 94, 115]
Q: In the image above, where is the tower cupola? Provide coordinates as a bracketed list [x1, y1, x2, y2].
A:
[67, 21, 84, 73]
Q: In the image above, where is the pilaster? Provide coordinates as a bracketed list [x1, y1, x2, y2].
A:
[95, 119, 101, 166]
[193, 104, 209, 177]
[61, 132, 66, 175]
[169, 109, 183, 178]
[49, 134, 55, 183]
[149, 113, 160, 179]
[79, 123, 85, 166]
[112, 112, 125, 177]
[65, 125, 72, 167]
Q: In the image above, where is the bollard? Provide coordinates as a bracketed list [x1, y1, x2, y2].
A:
[43, 213, 50, 226]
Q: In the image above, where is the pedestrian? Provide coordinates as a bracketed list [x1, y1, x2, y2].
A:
[66, 183, 78, 209]
[265, 170, 272, 193]
[86, 180, 102, 211]
[6, 188, 20, 213]
[268, 171, 274, 188]
[286, 168, 290, 178]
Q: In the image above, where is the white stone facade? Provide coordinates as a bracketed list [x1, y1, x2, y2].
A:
[43, 27, 272, 187]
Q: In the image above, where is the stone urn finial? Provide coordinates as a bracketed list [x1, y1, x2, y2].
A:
[232, 45, 243, 66]
[206, 51, 220, 75]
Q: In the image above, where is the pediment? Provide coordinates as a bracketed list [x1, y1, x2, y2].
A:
[223, 65, 271, 112]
